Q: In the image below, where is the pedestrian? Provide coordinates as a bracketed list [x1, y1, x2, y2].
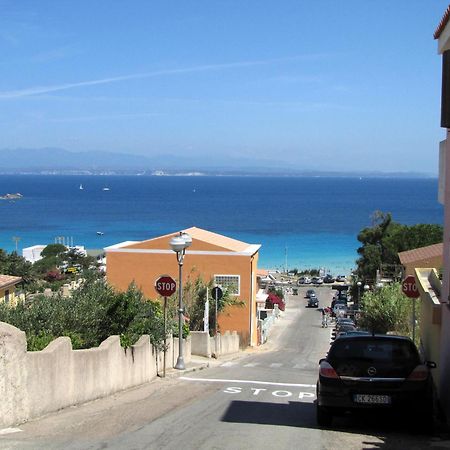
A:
[321, 308, 328, 328]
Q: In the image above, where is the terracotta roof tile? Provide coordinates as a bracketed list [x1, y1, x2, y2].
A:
[398, 243, 443, 265]
[0, 275, 22, 288]
[434, 5, 450, 39]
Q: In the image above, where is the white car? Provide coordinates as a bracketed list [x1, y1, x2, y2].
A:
[298, 276, 311, 285]
[333, 303, 348, 317]
[312, 276, 323, 285]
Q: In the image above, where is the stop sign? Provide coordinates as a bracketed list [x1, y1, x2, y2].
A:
[402, 275, 420, 298]
[155, 275, 177, 297]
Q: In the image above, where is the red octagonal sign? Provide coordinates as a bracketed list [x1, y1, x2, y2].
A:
[402, 275, 420, 298]
[155, 275, 177, 297]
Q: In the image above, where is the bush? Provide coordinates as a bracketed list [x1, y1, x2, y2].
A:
[0, 281, 167, 351]
[266, 292, 285, 311]
[358, 283, 413, 336]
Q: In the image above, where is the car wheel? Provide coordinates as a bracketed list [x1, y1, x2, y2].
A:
[316, 405, 332, 427]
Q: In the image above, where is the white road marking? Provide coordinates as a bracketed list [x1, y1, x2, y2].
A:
[270, 363, 283, 368]
[293, 363, 304, 369]
[180, 376, 315, 388]
[0, 428, 22, 435]
[243, 363, 259, 367]
[220, 361, 239, 367]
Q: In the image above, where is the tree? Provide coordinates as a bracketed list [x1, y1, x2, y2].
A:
[40, 244, 67, 259]
[358, 283, 412, 335]
[356, 211, 443, 282]
[170, 272, 245, 335]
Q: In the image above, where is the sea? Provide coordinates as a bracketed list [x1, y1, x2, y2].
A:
[0, 175, 443, 275]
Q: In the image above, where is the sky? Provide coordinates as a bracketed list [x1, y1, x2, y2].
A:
[0, 0, 449, 174]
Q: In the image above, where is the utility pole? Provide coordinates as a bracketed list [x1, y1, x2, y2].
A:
[285, 245, 288, 274]
[12, 236, 21, 253]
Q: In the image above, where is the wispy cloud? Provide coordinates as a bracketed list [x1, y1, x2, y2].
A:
[49, 112, 163, 122]
[0, 55, 324, 100]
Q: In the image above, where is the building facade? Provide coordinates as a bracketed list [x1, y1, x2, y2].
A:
[0, 275, 23, 306]
[105, 227, 261, 347]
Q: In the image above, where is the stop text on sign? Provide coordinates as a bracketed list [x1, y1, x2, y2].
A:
[401, 275, 420, 298]
[155, 275, 177, 297]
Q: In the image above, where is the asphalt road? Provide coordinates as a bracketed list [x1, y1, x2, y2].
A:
[0, 286, 442, 449]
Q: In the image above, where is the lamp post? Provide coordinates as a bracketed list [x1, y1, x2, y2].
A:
[169, 231, 192, 370]
[356, 281, 362, 308]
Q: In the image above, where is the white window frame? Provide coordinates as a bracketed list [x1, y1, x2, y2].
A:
[214, 274, 240, 296]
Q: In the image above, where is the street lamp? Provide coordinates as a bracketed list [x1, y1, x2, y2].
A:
[357, 281, 362, 307]
[169, 231, 192, 370]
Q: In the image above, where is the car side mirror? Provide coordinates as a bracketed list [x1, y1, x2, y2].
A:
[426, 361, 437, 369]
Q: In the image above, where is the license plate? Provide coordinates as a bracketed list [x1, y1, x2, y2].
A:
[353, 394, 391, 405]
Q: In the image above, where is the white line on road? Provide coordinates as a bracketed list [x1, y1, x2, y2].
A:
[243, 363, 259, 367]
[0, 428, 22, 435]
[180, 377, 315, 388]
[270, 363, 283, 368]
[220, 361, 239, 367]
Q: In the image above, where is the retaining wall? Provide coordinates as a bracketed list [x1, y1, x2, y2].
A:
[0, 322, 190, 428]
[190, 331, 239, 357]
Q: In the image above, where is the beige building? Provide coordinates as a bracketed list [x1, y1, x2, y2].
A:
[0, 275, 23, 306]
[398, 243, 443, 276]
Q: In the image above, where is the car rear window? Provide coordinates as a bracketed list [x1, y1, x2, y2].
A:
[329, 338, 420, 364]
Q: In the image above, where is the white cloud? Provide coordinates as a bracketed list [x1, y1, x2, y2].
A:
[0, 55, 325, 100]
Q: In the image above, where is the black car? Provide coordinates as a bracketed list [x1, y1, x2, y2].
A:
[330, 323, 356, 340]
[316, 335, 436, 428]
[307, 295, 319, 308]
[305, 289, 316, 298]
[323, 274, 335, 283]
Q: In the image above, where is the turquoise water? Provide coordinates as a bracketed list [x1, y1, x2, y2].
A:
[0, 175, 442, 274]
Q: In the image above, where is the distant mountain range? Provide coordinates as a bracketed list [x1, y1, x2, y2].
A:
[0, 148, 435, 178]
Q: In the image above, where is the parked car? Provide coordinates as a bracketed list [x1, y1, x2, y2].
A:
[316, 334, 436, 428]
[336, 275, 347, 282]
[312, 276, 323, 285]
[307, 295, 319, 308]
[323, 274, 335, 283]
[305, 289, 316, 298]
[332, 303, 347, 318]
[298, 276, 312, 285]
[331, 323, 357, 340]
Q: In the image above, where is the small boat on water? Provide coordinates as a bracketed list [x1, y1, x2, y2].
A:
[0, 193, 23, 200]
[96, 231, 104, 236]
[79, 184, 84, 190]
[102, 187, 110, 191]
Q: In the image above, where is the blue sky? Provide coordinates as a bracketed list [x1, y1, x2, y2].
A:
[0, 0, 448, 174]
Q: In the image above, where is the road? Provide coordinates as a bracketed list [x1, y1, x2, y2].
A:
[0, 286, 440, 449]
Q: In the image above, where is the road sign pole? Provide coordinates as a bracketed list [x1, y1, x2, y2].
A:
[154, 275, 177, 376]
[214, 289, 218, 337]
[163, 296, 167, 378]
[401, 275, 420, 343]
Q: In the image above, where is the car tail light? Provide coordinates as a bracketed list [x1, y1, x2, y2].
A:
[407, 365, 428, 381]
[319, 361, 339, 379]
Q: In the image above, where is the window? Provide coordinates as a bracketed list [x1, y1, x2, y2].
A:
[214, 275, 240, 296]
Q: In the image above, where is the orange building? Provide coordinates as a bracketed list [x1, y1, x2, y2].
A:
[105, 227, 261, 346]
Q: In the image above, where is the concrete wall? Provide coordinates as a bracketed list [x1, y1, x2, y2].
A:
[0, 322, 191, 428]
[191, 331, 240, 358]
[416, 269, 442, 391]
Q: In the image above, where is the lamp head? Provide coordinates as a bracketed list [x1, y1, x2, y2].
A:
[180, 232, 192, 248]
[170, 236, 187, 253]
